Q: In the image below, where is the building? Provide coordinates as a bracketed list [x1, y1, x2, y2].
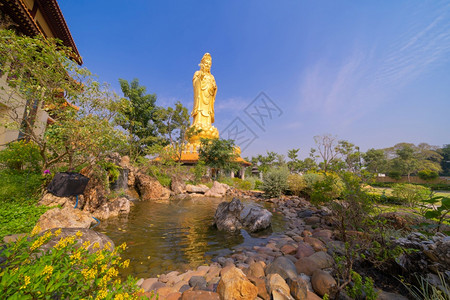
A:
[0, 0, 81, 149]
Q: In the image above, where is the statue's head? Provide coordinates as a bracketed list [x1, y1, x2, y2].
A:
[199, 53, 212, 72]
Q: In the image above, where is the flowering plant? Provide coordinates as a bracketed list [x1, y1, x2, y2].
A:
[0, 227, 148, 299]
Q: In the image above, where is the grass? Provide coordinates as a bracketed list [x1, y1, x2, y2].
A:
[0, 169, 50, 240]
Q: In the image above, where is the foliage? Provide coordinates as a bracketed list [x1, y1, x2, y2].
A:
[310, 172, 344, 203]
[400, 272, 450, 300]
[418, 195, 450, 234]
[251, 151, 286, 174]
[440, 144, 450, 176]
[387, 171, 402, 180]
[98, 161, 120, 185]
[363, 148, 388, 174]
[0, 170, 43, 202]
[392, 183, 432, 207]
[261, 167, 289, 198]
[312, 134, 341, 172]
[302, 172, 324, 195]
[191, 160, 206, 184]
[418, 169, 439, 181]
[0, 230, 145, 299]
[117, 78, 159, 159]
[287, 174, 307, 196]
[198, 138, 239, 176]
[232, 178, 252, 190]
[346, 271, 378, 300]
[0, 140, 42, 172]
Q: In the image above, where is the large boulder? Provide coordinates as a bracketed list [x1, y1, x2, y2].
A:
[217, 266, 258, 300]
[265, 256, 298, 281]
[186, 184, 209, 194]
[241, 206, 272, 232]
[135, 173, 171, 200]
[213, 198, 244, 232]
[92, 197, 131, 220]
[265, 273, 294, 300]
[39, 228, 114, 254]
[33, 206, 94, 233]
[38, 192, 73, 207]
[204, 181, 229, 197]
[311, 270, 336, 297]
[171, 177, 186, 194]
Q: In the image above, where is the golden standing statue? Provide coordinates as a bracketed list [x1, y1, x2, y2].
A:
[189, 53, 219, 144]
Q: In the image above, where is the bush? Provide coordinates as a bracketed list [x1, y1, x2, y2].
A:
[191, 160, 206, 184]
[261, 167, 289, 198]
[310, 172, 344, 203]
[0, 230, 145, 299]
[392, 183, 432, 207]
[287, 174, 307, 196]
[387, 171, 402, 180]
[303, 172, 324, 194]
[0, 140, 42, 172]
[232, 178, 252, 190]
[0, 169, 43, 202]
[254, 179, 263, 190]
[418, 169, 439, 181]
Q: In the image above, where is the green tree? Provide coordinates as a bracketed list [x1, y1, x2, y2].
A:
[198, 138, 239, 178]
[362, 148, 387, 174]
[117, 78, 158, 159]
[440, 144, 450, 176]
[287, 148, 301, 172]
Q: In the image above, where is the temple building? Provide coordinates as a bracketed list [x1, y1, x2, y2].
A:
[0, 0, 81, 149]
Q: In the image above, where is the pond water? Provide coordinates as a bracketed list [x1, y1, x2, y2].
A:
[95, 197, 286, 278]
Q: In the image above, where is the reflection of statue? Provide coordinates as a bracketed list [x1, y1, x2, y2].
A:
[192, 53, 217, 128]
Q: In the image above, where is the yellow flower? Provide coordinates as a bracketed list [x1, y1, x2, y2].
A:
[93, 242, 100, 249]
[122, 259, 130, 269]
[20, 275, 30, 289]
[107, 267, 118, 278]
[95, 252, 105, 262]
[70, 251, 82, 262]
[95, 288, 108, 300]
[103, 242, 111, 251]
[119, 242, 127, 251]
[82, 240, 91, 249]
[31, 225, 41, 236]
[76, 230, 83, 238]
[42, 265, 53, 280]
[54, 228, 62, 237]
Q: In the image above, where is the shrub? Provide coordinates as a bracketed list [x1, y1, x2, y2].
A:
[418, 169, 439, 181]
[392, 183, 432, 207]
[261, 167, 289, 198]
[303, 172, 324, 195]
[310, 172, 344, 203]
[287, 174, 307, 196]
[0, 229, 145, 299]
[232, 177, 252, 190]
[191, 160, 206, 184]
[0, 140, 42, 172]
[387, 171, 402, 180]
[254, 179, 263, 190]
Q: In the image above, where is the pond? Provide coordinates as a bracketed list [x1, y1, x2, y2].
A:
[95, 196, 286, 278]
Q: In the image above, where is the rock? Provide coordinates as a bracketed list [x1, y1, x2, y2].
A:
[3, 233, 27, 243]
[213, 198, 244, 232]
[241, 206, 273, 232]
[295, 257, 320, 276]
[266, 273, 294, 300]
[265, 256, 298, 281]
[181, 290, 220, 300]
[308, 251, 334, 269]
[248, 261, 266, 278]
[92, 197, 130, 219]
[303, 237, 326, 252]
[189, 276, 207, 290]
[286, 277, 308, 300]
[306, 291, 322, 300]
[135, 173, 171, 200]
[378, 212, 410, 230]
[205, 181, 229, 197]
[295, 242, 315, 259]
[311, 270, 336, 297]
[217, 266, 258, 300]
[33, 206, 94, 233]
[312, 230, 333, 241]
[248, 275, 270, 300]
[280, 244, 298, 255]
[304, 217, 321, 225]
[141, 278, 159, 292]
[171, 178, 186, 194]
[157, 286, 176, 298]
[377, 290, 409, 300]
[38, 192, 72, 207]
[166, 292, 182, 300]
[185, 184, 209, 194]
[38, 228, 114, 254]
[80, 167, 108, 212]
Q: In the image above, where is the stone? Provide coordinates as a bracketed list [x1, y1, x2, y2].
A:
[135, 172, 171, 200]
[149, 281, 166, 293]
[33, 206, 94, 233]
[204, 181, 229, 197]
[312, 230, 333, 241]
[281, 244, 298, 255]
[295, 242, 315, 259]
[166, 292, 182, 300]
[248, 261, 266, 278]
[185, 184, 209, 194]
[311, 270, 336, 297]
[286, 277, 308, 300]
[38, 192, 72, 207]
[306, 291, 322, 300]
[181, 290, 220, 300]
[266, 273, 294, 300]
[241, 206, 272, 232]
[38, 228, 114, 254]
[248, 275, 270, 300]
[141, 278, 159, 291]
[304, 217, 321, 225]
[377, 290, 409, 300]
[217, 266, 258, 300]
[157, 286, 176, 298]
[265, 256, 298, 281]
[92, 197, 130, 219]
[213, 198, 244, 232]
[171, 177, 186, 194]
[308, 251, 333, 269]
[189, 276, 207, 290]
[295, 257, 320, 276]
[3, 233, 27, 243]
[303, 237, 326, 252]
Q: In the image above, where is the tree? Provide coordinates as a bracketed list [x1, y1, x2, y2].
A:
[440, 144, 450, 176]
[0, 29, 126, 171]
[287, 148, 301, 172]
[313, 134, 340, 173]
[198, 138, 239, 178]
[362, 148, 387, 174]
[336, 140, 361, 173]
[117, 78, 158, 159]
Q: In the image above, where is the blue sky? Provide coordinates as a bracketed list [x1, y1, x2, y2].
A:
[59, 0, 450, 158]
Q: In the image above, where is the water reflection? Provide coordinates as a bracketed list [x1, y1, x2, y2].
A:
[96, 197, 285, 277]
